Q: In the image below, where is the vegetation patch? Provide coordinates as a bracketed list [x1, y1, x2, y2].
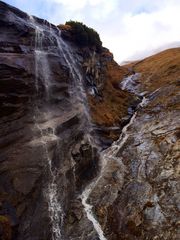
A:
[64, 20, 102, 50]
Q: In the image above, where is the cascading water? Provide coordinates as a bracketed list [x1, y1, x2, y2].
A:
[42, 28, 108, 239]
[79, 74, 150, 240]
[30, 17, 64, 240]
[31, 17, 103, 240]
[52, 28, 151, 240]
[29, 16, 150, 240]
[55, 31, 93, 135]
[28, 15, 100, 239]
[53, 31, 108, 239]
[79, 110, 139, 240]
[81, 186, 107, 240]
[121, 73, 141, 94]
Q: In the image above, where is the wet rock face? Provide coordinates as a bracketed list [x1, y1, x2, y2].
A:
[0, 1, 101, 239]
[86, 56, 180, 239]
[0, 6, 41, 239]
[105, 91, 179, 240]
[72, 141, 100, 192]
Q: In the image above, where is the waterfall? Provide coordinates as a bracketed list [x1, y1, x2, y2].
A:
[29, 16, 150, 240]
[45, 29, 108, 239]
[30, 16, 103, 239]
[54, 31, 93, 138]
[51, 30, 108, 239]
[30, 16, 64, 240]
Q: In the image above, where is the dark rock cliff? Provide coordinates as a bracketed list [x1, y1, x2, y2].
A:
[0, 1, 97, 239]
[0, 1, 134, 239]
[0, 1, 179, 240]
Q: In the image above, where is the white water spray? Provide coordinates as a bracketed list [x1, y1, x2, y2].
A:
[30, 16, 64, 240]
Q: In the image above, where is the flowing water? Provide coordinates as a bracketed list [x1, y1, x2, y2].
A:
[30, 16, 150, 240]
[81, 186, 107, 240]
[52, 30, 107, 239]
[30, 17, 64, 240]
[80, 108, 139, 240]
[54, 30, 93, 137]
[31, 16, 97, 240]
[80, 74, 150, 240]
[120, 73, 141, 95]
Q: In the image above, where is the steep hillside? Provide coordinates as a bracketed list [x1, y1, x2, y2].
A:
[124, 48, 180, 111]
[130, 48, 180, 90]
[93, 48, 180, 240]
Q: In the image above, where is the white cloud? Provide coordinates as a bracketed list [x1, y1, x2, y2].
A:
[100, 1, 180, 62]
[45, 0, 87, 10]
[5, 0, 180, 63]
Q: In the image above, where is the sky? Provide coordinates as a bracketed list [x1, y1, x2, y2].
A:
[4, 0, 180, 63]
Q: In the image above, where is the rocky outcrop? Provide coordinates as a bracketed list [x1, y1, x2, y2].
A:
[59, 23, 137, 131]
[56, 25, 138, 149]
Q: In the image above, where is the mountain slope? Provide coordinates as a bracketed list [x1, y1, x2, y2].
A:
[91, 48, 180, 240]
[131, 47, 180, 91]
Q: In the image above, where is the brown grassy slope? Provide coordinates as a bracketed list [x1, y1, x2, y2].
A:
[131, 47, 180, 91]
[127, 48, 180, 112]
[88, 60, 136, 127]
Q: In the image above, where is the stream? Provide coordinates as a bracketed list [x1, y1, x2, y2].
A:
[81, 73, 149, 240]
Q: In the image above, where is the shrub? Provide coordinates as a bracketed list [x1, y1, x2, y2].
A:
[65, 20, 102, 50]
